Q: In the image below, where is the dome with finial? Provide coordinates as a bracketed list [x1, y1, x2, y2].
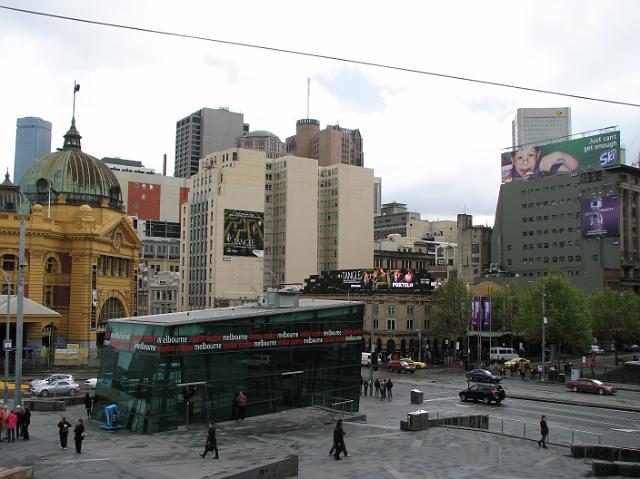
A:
[19, 119, 123, 211]
[0, 170, 31, 214]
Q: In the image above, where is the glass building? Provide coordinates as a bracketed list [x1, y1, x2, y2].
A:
[93, 296, 363, 433]
[14, 116, 52, 184]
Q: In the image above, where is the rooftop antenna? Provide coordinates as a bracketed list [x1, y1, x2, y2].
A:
[72, 81, 80, 121]
[306, 78, 310, 119]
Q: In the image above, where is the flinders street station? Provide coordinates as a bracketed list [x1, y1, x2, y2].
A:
[0, 118, 141, 366]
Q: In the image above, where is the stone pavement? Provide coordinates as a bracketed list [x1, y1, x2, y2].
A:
[3, 377, 634, 478]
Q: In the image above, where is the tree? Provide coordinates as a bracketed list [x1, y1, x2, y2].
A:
[590, 288, 640, 363]
[514, 268, 591, 357]
[432, 277, 470, 338]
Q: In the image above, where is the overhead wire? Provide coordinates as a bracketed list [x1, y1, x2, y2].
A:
[1, 4, 640, 109]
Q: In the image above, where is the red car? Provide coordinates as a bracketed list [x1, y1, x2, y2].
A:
[566, 378, 617, 395]
[386, 360, 416, 374]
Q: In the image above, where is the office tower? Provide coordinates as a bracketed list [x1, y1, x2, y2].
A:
[179, 148, 266, 310]
[14, 116, 52, 184]
[174, 107, 249, 178]
[285, 119, 364, 167]
[512, 108, 571, 147]
[492, 130, 638, 291]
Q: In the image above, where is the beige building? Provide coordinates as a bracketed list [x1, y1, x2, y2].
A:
[457, 214, 492, 284]
[179, 148, 266, 310]
[407, 219, 458, 244]
[286, 119, 364, 167]
[318, 164, 374, 272]
[264, 155, 318, 286]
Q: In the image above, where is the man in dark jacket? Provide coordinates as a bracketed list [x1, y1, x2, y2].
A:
[21, 407, 30, 440]
[16, 405, 24, 439]
[386, 378, 393, 400]
[73, 418, 85, 454]
[332, 419, 347, 460]
[200, 420, 219, 459]
[538, 415, 549, 448]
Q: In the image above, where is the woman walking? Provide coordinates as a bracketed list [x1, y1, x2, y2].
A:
[58, 416, 72, 449]
[73, 418, 86, 454]
[200, 420, 219, 459]
[84, 392, 93, 418]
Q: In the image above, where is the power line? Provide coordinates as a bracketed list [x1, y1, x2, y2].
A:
[2, 4, 640, 109]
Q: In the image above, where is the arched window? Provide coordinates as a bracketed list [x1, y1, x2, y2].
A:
[386, 339, 396, 355]
[400, 339, 407, 355]
[45, 256, 59, 274]
[99, 297, 125, 322]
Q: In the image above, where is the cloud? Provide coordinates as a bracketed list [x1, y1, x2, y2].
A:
[316, 69, 387, 113]
[203, 54, 239, 84]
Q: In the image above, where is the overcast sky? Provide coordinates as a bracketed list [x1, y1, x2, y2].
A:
[1, 1, 639, 226]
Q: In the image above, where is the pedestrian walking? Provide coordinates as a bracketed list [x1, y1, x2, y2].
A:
[537, 364, 544, 381]
[0, 408, 4, 442]
[58, 416, 72, 449]
[200, 420, 219, 459]
[236, 391, 247, 420]
[84, 392, 93, 418]
[363, 378, 369, 396]
[1, 405, 8, 442]
[538, 415, 549, 448]
[73, 418, 86, 454]
[331, 419, 347, 460]
[6, 408, 17, 443]
[374, 378, 380, 397]
[386, 378, 393, 400]
[380, 379, 386, 401]
[21, 407, 30, 440]
[519, 364, 526, 381]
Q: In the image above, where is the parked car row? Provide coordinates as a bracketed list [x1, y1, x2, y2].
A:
[27, 374, 98, 397]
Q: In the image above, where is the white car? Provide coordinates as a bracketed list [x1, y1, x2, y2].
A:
[31, 379, 80, 397]
[85, 378, 97, 390]
[590, 345, 605, 355]
[29, 374, 73, 387]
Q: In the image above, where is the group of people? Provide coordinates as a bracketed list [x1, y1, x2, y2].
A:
[360, 377, 393, 401]
[0, 405, 30, 442]
[57, 416, 86, 453]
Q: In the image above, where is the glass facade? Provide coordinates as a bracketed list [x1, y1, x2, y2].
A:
[93, 299, 363, 433]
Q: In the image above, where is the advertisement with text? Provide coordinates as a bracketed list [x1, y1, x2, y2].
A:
[223, 209, 264, 257]
[581, 195, 620, 238]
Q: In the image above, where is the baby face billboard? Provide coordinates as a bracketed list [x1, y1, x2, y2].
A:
[501, 131, 620, 183]
[581, 195, 619, 238]
[223, 209, 264, 257]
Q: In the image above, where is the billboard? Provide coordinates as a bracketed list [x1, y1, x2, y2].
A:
[304, 268, 434, 294]
[223, 209, 264, 257]
[501, 131, 620, 183]
[581, 195, 619, 237]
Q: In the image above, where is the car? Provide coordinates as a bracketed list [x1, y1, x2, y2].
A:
[466, 368, 501, 383]
[29, 374, 73, 387]
[400, 358, 427, 369]
[459, 383, 506, 404]
[386, 360, 416, 374]
[503, 358, 531, 370]
[85, 378, 97, 390]
[31, 379, 80, 397]
[589, 345, 605, 355]
[566, 378, 617, 395]
[622, 344, 640, 352]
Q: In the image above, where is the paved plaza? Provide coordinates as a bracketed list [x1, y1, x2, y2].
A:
[2, 375, 638, 478]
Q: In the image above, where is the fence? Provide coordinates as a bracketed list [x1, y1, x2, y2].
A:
[431, 409, 601, 447]
[310, 390, 356, 415]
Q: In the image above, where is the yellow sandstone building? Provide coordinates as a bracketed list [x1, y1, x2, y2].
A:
[0, 120, 141, 366]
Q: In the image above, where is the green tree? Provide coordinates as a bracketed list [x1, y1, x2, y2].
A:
[488, 284, 519, 333]
[590, 288, 640, 362]
[432, 277, 470, 338]
[514, 269, 591, 357]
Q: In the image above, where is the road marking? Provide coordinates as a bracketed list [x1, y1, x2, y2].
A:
[494, 404, 640, 429]
[423, 396, 458, 402]
[611, 428, 639, 433]
[410, 439, 423, 448]
[63, 457, 112, 463]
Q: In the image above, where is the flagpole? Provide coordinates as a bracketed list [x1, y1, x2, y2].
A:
[73, 81, 78, 120]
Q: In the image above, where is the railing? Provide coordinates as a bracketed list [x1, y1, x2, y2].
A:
[431, 409, 602, 446]
[311, 391, 356, 415]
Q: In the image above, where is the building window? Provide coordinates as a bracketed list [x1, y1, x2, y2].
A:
[386, 305, 396, 315]
[1, 254, 16, 271]
[386, 319, 396, 331]
[407, 319, 414, 331]
[407, 305, 414, 316]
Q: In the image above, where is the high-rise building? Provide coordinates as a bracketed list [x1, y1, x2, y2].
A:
[179, 148, 375, 310]
[456, 214, 492, 284]
[174, 107, 249, 178]
[285, 119, 364, 167]
[14, 116, 52, 184]
[512, 107, 571, 148]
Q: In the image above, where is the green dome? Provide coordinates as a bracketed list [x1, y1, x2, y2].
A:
[0, 172, 31, 214]
[20, 120, 123, 211]
[246, 130, 280, 140]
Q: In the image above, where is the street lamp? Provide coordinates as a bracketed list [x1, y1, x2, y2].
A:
[1, 268, 11, 404]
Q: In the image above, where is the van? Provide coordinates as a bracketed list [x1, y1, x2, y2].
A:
[361, 352, 372, 367]
[489, 347, 519, 361]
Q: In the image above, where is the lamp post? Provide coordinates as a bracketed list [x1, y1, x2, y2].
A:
[369, 295, 375, 397]
[541, 281, 546, 367]
[1, 269, 11, 404]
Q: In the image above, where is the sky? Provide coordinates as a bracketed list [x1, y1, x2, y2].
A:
[1, 1, 639, 227]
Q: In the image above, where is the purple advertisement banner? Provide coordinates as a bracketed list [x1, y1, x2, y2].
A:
[581, 195, 619, 237]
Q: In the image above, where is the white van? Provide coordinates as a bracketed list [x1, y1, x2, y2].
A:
[489, 347, 519, 361]
[361, 352, 372, 367]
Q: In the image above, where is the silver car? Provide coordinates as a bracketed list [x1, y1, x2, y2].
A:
[31, 379, 80, 397]
[30, 374, 73, 387]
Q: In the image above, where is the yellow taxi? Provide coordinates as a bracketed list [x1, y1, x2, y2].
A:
[503, 357, 531, 370]
[400, 358, 427, 369]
